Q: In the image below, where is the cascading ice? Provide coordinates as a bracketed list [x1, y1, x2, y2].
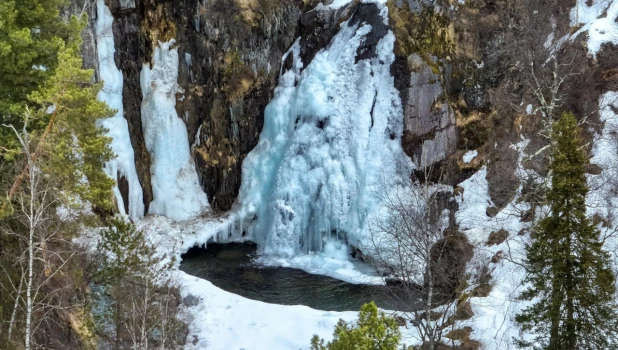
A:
[140, 40, 209, 221]
[95, 0, 144, 220]
[237, 3, 412, 257]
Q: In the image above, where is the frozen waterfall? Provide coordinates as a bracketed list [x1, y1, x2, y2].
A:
[95, 0, 144, 220]
[237, 4, 412, 257]
[140, 40, 210, 221]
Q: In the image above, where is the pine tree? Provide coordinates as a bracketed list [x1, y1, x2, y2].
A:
[0, 0, 71, 157]
[515, 112, 618, 349]
[0, 3, 116, 347]
[1, 14, 115, 215]
[310, 302, 400, 350]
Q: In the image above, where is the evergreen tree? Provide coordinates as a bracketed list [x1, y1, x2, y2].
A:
[515, 112, 618, 349]
[310, 302, 400, 350]
[0, 2, 116, 347]
[93, 219, 185, 350]
[1, 13, 115, 216]
[0, 0, 71, 156]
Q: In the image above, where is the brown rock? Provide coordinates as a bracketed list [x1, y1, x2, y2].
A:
[454, 301, 474, 320]
[485, 206, 499, 217]
[486, 229, 508, 246]
[586, 163, 603, 175]
[394, 315, 407, 327]
[490, 250, 504, 264]
[429, 233, 474, 302]
[472, 283, 492, 297]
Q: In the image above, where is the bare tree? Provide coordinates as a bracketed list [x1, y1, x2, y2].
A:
[367, 164, 471, 349]
[1, 111, 81, 349]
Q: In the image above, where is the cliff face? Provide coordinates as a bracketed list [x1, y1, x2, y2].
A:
[81, 0, 613, 241]
[89, 0, 307, 213]
[82, 0, 468, 217]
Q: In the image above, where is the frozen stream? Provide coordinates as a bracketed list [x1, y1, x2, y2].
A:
[180, 242, 421, 312]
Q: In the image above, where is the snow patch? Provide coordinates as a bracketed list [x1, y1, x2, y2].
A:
[587, 92, 618, 258]
[462, 150, 478, 164]
[571, 0, 618, 55]
[140, 40, 209, 221]
[180, 273, 360, 350]
[456, 139, 536, 349]
[95, 0, 144, 220]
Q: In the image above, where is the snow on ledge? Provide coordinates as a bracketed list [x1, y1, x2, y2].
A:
[571, 0, 618, 55]
[462, 150, 478, 164]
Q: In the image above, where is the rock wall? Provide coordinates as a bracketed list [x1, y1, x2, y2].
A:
[81, 0, 601, 227]
[84, 0, 302, 213]
[83, 0, 363, 214]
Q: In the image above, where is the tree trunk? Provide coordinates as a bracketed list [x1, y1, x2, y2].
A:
[8, 271, 25, 341]
[24, 147, 35, 350]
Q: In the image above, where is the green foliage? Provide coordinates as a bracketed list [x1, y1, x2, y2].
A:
[515, 113, 618, 349]
[310, 302, 400, 350]
[95, 219, 151, 283]
[92, 219, 184, 349]
[0, 1, 117, 345]
[28, 16, 115, 211]
[0, 0, 71, 155]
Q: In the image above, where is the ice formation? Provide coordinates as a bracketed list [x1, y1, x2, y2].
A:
[95, 0, 144, 220]
[140, 40, 209, 221]
[237, 4, 412, 257]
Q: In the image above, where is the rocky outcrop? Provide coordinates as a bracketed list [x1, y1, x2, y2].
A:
[403, 54, 457, 168]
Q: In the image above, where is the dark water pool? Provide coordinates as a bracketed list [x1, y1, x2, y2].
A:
[179, 242, 420, 312]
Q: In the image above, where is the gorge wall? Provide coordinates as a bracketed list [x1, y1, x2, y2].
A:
[75, 0, 618, 347]
[84, 0, 479, 219]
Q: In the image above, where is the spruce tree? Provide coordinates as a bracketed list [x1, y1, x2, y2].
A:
[310, 302, 400, 350]
[515, 112, 618, 349]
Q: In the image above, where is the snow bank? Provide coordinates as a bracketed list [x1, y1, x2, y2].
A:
[319, 0, 387, 10]
[140, 41, 209, 221]
[237, 3, 412, 258]
[179, 273, 359, 350]
[587, 92, 618, 261]
[95, 0, 144, 220]
[456, 139, 537, 349]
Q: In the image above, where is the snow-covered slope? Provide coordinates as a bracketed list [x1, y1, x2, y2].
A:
[95, 0, 144, 220]
[571, 0, 618, 55]
[456, 2, 618, 348]
[140, 41, 210, 221]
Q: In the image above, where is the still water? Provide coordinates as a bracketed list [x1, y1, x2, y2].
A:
[180, 242, 420, 312]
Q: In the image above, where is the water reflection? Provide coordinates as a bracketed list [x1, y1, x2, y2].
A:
[180, 242, 421, 312]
